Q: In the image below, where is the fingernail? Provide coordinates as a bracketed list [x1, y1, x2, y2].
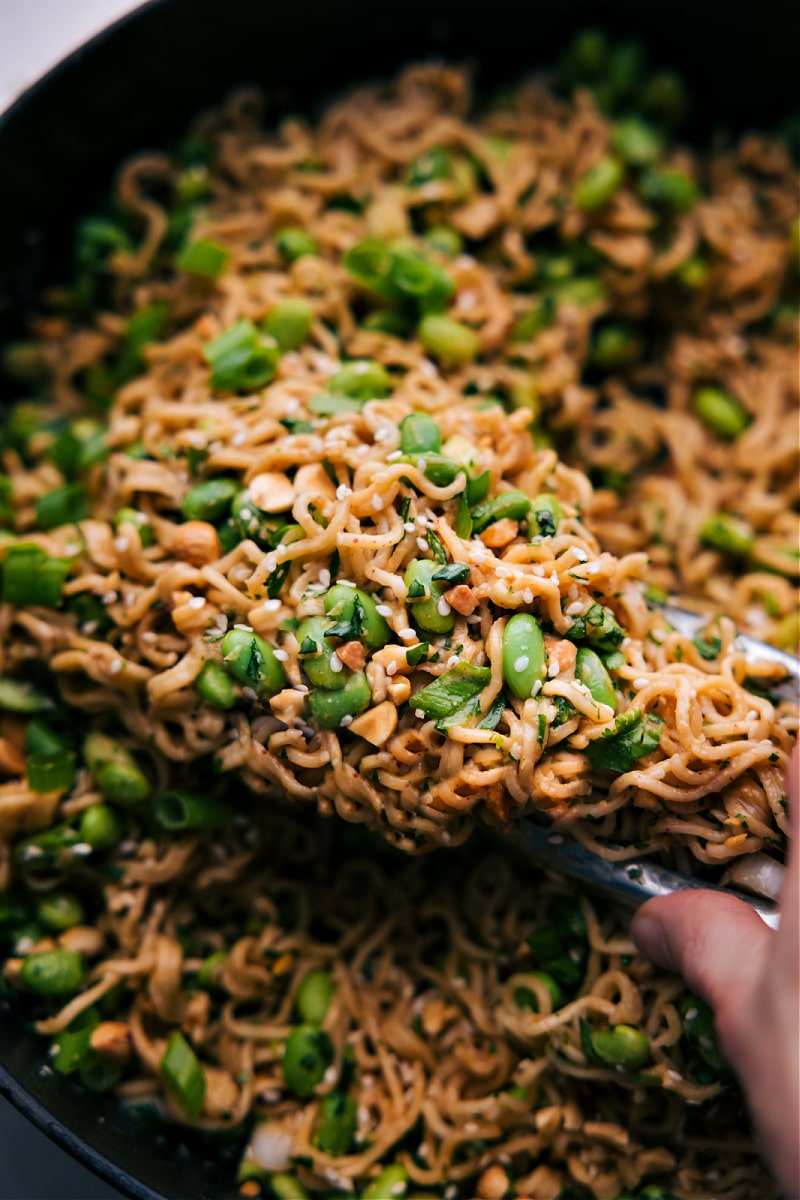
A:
[630, 912, 675, 971]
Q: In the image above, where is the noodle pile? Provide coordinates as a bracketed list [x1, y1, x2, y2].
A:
[0, 36, 797, 1200]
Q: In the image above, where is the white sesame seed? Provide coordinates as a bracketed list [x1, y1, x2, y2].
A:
[745, 709, 758, 721]
[231, 431, 246, 446]
[532, 565, 544, 577]
[108, 659, 122, 675]
[387, 450, 402, 461]
[339, 714, 354, 727]
[467, 613, 482, 624]
[264, 554, 277, 573]
[514, 655, 529, 673]
[573, 548, 588, 562]
[633, 678, 650, 689]
[446, 655, 459, 668]
[273, 649, 289, 661]
[81, 621, 99, 635]
[496, 565, 511, 578]
[416, 537, 428, 552]
[523, 588, 534, 604]
[584, 561, 601, 575]
[336, 485, 352, 500]
[399, 627, 416, 640]
[419, 358, 438, 379]
[532, 679, 543, 695]
[263, 598, 281, 612]
[386, 662, 397, 676]
[547, 661, 560, 678]
[330, 653, 343, 673]
[403, 521, 416, 532]
[375, 604, 392, 617]
[319, 569, 331, 588]
[374, 428, 390, 442]
[566, 601, 584, 616]
[114, 536, 129, 553]
[65, 543, 81, 555]
[339, 579, 357, 588]
[234, 623, 254, 632]
[102, 590, 118, 605]
[188, 596, 206, 610]
[417, 458, 427, 472]
[371, 493, 384, 511]
[437, 597, 451, 617]
[415, 709, 425, 719]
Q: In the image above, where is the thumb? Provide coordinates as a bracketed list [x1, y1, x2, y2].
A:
[630, 889, 772, 1013]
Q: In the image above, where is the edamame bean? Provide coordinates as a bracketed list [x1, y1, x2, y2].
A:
[575, 648, 617, 710]
[276, 228, 318, 262]
[574, 157, 624, 211]
[424, 225, 463, 257]
[307, 672, 371, 729]
[470, 490, 531, 534]
[610, 117, 662, 166]
[19, 948, 86, 997]
[297, 617, 348, 690]
[79, 804, 123, 851]
[196, 660, 236, 709]
[699, 513, 754, 557]
[589, 323, 641, 370]
[590, 1023, 651, 1069]
[693, 386, 749, 440]
[502, 614, 547, 700]
[0, 678, 52, 714]
[181, 477, 238, 523]
[399, 412, 442, 456]
[323, 585, 391, 649]
[314, 1090, 357, 1156]
[639, 168, 698, 212]
[403, 561, 456, 635]
[221, 629, 287, 696]
[36, 891, 85, 932]
[264, 299, 314, 350]
[282, 1024, 333, 1096]
[328, 360, 391, 400]
[418, 315, 479, 366]
[530, 494, 563, 537]
[295, 969, 334, 1025]
[514, 971, 563, 1012]
[83, 732, 150, 805]
[362, 1164, 408, 1199]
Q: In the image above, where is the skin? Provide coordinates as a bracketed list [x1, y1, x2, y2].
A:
[631, 749, 799, 1198]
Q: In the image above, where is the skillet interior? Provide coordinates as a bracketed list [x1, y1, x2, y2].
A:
[0, 1, 798, 1196]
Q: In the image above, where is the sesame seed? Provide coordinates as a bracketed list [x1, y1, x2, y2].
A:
[547, 661, 560, 678]
[514, 655, 529, 673]
[231, 431, 246, 446]
[584, 562, 601, 575]
[419, 358, 438, 378]
[415, 709, 425, 719]
[496, 565, 510, 578]
[403, 521, 416, 532]
[108, 659, 122, 675]
[234, 623, 254, 632]
[273, 649, 289, 661]
[375, 604, 392, 617]
[371, 493, 384, 511]
[523, 588, 534, 604]
[467, 613, 482, 624]
[447, 655, 459, 668]
[102, 590, 118, 605]
[566, 601, 584, 616]
[330, 653, 343, 673]
[633, 678, 650, 689]
[188, 596, 206, 610]
[386, 662, 397, 676]
[336, 485, 352, 500]
[340, 714, 354, 727]
[532, 565, 544, 577]
[264, 554, 277, 573]
[437, 597, 451, 617]
[573, 548, 588, 562]
[416, 537, 428, 552]
[531, 679, 543, 696]
[387, 450, 402, 461]
[81, 621, 99, 635]
[114, 537, 129, 553]
[417, 458, 427, 472]
[319, 569, 331, 588]
[399, 627, 416, 640]
[339, 579, 357, 588]
[264, 598, 281, 612]
[374, 428, 390, 442]
[745, 709, 758, 720]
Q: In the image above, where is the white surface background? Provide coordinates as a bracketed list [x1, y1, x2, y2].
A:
[0, 0, 144, 114]
[0, 12, 140, 1196]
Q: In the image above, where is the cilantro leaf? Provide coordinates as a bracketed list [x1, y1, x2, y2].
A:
[585, 708, 664, 773]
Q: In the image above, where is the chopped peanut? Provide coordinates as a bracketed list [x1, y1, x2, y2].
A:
[270, 688, 306, 723]
[444, 584, 477, 615]
[294, 462, 336, 501]
[90, 1021, 132, 1064]
[387, 675, 412, 705]
[248, 471, 296, 513]
[172, 521, 220, 566]
[365, 660, 388, 704]
[534, 1105, 563, 1137]
[240, 1183, 260, 1198]
[59, 925, 105, 958]
[544, 635, 577, 676]
[272, 952, 294, 976]
[0, 738, 25, 776]
[337, 640, 367, 672]
[476, 1165, 510, 1200]
[480, 518, 518, 548]
[2, 958, 23, 986]
[452, 195, 501, 240]
[349, 700, 398, 746]
[202, 1067, 239, 1119]
[372, 644, 412, 675]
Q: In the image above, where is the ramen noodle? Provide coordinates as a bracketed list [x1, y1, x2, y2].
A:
[0, 30, 796, 1200]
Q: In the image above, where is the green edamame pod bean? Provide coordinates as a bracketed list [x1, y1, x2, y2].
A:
[79, 803, 123, 851]
[307, 672, 371, 730]
[282, 1024, 333, 1096]
[399, 412, 442, 456]
[362, 1164, 408, 1199]
[403, 560, 455, 634]
[530, 493, 563, 537]
[314, 1090, 357, 1156]
[574, 157, 624, 211]
[693, 386, 749, 440]
[295, 969, 334, 1024]
[328, 360, 391, 400]
[221, 629, 287, 695]
[196, 660, 236, 709]
[610, 117, 662, 166]
[181, 477, 239, 523]
[83, 732, 150, 805]
[502, 614, 547, 700]
[699, 514, 754, 557]
[418, 314, 479, 366]
[575, 648, 617, 710]
[591, 1023, 650, 1069]
[35, 891, 85, 932]
[639, 168, 698, 212]
[470, 489, 531, 534]
[19, 948, 86, 997]
[264, 299, 314, 351]
[276, 228, 318, 262]
[297, 617, 348, 690]
[323, 585, 391, 649]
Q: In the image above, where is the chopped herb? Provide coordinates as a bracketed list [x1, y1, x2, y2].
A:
[585, 709, 664, 773]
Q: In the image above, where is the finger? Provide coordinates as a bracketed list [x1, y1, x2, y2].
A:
[774, 745, 799, 969]
[630, 889, 772, 1013]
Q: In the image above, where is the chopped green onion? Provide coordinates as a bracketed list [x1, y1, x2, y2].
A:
[203, 319, 280, 393]
[116, 303, 169, 381]
[639, 168, 698, 212]
[264, 299, 314, 350]
[276, 228, 318, 262]
[470, 489, 531, 534]
[418, 314, 479, 366]
[35, 484, 89, 531]
[2, 545, 72, 607]
[699, 513, 754, 557]
[574, 157, 624, 211]
[406, 147, 453, 186]
[412, 662, 491, 720]
[154, 790, 229, 831]
[161, 1031, 206, 1120]
[181, 477, 239, 523]
[176, 239, 230, 279]
[610, 118, 662, 166]
[328, 360, 391, 400]
[0, 677, 53, 714]
[307, 394, 364, 416]
[19, 948, 86, 997]
[26, 750, 76, 794]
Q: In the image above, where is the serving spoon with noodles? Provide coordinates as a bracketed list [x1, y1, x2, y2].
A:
[511, 605, 799, 931]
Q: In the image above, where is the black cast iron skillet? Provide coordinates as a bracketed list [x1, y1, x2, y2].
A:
[0, 1, 798, 1195]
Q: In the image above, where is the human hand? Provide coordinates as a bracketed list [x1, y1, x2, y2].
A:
[631, 748, 799, 1199]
